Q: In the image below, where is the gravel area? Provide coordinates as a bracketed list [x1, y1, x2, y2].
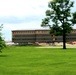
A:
[36, 44, 76, 48]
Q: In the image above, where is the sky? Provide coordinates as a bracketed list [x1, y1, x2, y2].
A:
[0, 0, 76, 41]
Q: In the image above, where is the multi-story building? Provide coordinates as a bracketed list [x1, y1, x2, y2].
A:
[12, 29, 76, 44]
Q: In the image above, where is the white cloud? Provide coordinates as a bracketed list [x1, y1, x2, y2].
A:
[0, 0, 49, 17]
[0, 0, 76, 41]
[0, 0, 50, 41]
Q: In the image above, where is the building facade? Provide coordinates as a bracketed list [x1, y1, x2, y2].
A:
[12, 29, 76, 44]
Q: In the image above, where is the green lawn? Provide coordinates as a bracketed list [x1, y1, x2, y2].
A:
[0, 46, 76, 75]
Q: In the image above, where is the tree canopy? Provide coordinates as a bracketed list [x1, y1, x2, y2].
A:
[0, 24, 6, 53]
[41, 0, 76, 49]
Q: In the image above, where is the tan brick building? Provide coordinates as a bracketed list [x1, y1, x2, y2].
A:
[12, 29, 76, 44]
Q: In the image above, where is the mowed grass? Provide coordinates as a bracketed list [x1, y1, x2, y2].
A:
[0, 46, 76, 75]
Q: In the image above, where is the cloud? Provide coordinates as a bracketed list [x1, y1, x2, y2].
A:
[0, 0, 50, 25]
[0, 0, 49, 17]
[0, 15, 44, 24]
[0, 0, 76, 41]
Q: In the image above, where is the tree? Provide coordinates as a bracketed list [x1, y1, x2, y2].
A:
[41, 0, 76, 49]
[41, 17, 62, 46]
[0, 24, 6, 53]
[72, 12, 76, 24]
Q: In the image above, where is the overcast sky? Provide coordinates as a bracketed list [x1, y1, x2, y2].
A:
[0, 0, 76, 41]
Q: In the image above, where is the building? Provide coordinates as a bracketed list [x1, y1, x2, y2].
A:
[12, 29, 76, 44]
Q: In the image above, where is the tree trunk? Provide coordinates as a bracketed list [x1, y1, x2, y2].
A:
[62, 19, 66, 49]
[63, 32, 66, 49]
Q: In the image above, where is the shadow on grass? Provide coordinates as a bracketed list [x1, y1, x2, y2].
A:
[0, 55, 8, 57]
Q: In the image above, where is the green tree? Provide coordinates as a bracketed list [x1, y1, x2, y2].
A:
[41, 17, 62, 46]
[72, 12, 76, 24]
[41, 0, 76, 49]
[0, 24, 6, 53]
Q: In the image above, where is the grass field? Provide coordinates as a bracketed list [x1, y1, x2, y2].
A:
[0, 46, 76, 75]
